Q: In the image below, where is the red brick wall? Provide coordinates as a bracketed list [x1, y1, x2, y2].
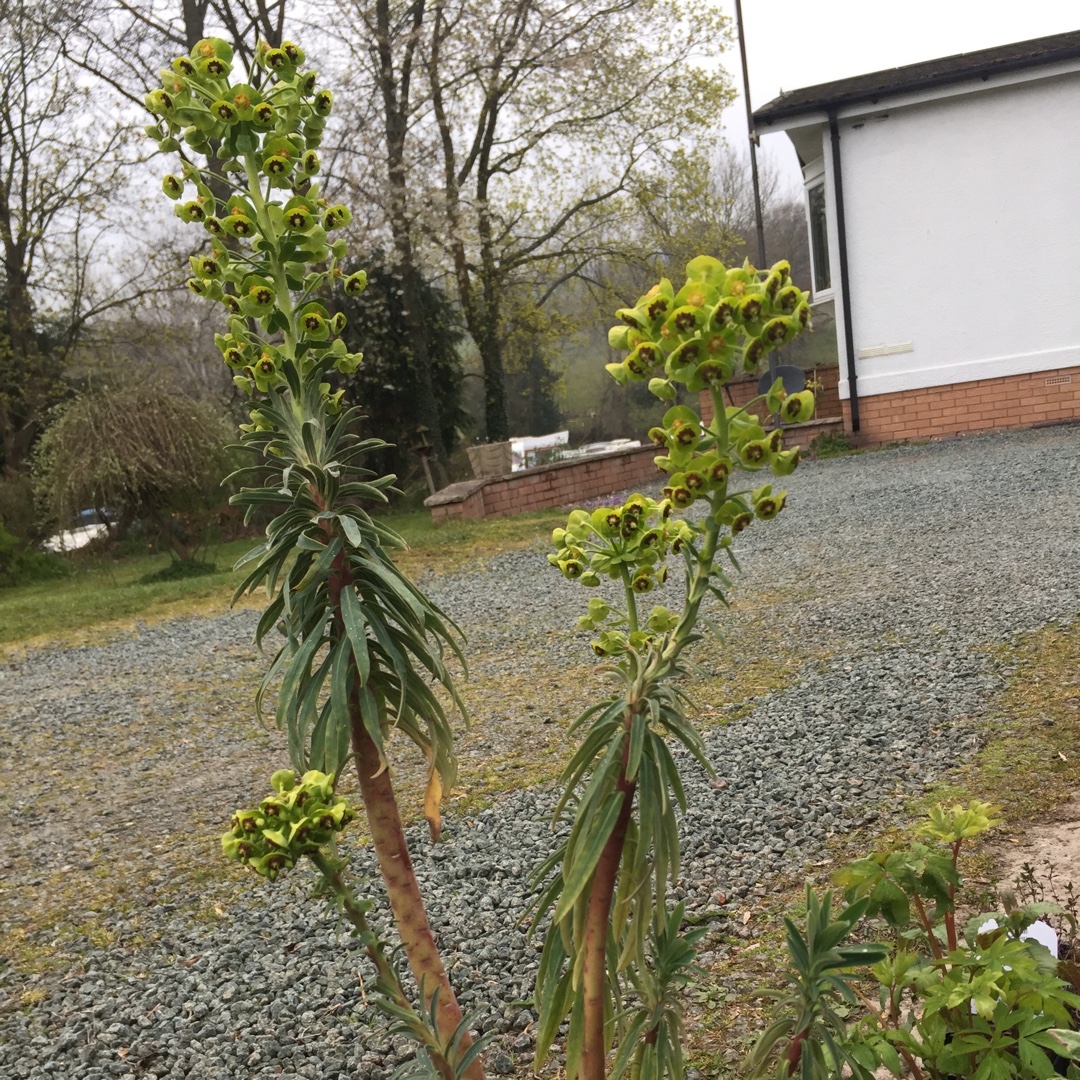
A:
[428, 445, 662, 523]
[700, 366, 841, 425]
[846, 365, 1080, 444]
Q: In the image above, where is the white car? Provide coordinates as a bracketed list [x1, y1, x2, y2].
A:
[43, 510, 112, 553]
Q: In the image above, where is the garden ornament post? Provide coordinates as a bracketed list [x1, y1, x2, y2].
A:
[147, 37, 483, 1079]
[531, 255, 815, 1080]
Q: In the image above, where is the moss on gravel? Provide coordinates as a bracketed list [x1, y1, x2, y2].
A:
[678, 616, 1080, 1077]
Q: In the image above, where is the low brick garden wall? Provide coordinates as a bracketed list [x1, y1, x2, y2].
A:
[426, 368, 845, 523]
[425, 444, 662, 523]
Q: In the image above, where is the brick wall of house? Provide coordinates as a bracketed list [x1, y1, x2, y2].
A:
[427, 444, 662, 523]
[845, 364, 1080, 444]
[700, 366, 841, 425]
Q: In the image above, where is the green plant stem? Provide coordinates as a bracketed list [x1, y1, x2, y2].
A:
[621, 569, 639, 635]
[661, 388, 729, 673]
[851, 985, 926, 1080]
[578, 387, 737, 1079]
[243, 153, 298, 355]
[308, 850, 456, 1080]
[580, 709, 637, 1080]
[946, 840, 962, 952]
[307, 850, 406, 1002]
[912, 892, 944, 961]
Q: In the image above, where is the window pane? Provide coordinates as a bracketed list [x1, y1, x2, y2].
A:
[808, 183, 831, 293]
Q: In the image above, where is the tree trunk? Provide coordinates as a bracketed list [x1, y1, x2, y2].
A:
[0, 252, 45, 472]
[474, 253, 508, 443]
[374, 0, 449, 488]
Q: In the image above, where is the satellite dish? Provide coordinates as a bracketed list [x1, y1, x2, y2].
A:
[757, 364, 807, 397]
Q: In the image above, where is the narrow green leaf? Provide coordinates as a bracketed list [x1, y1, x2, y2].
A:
[339, 585, 371, 685]
[554, 791, 625, 923]
[273, 630, 326, 734]
[292, 536, 342, 594]
[535, 965, 574, 1067]
[322, 637, 353, 777]
[338, 512, 364, 549]
[292, 650, 333, 768]
[626, 708, 646, 781]
[357, 683, 387, 766]
[564, 992, 586, 1080]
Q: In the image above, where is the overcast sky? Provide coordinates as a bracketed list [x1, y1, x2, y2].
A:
[715, 0, 1080, 191]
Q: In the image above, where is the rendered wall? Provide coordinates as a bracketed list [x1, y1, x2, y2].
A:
[817, 69, 1080, 403]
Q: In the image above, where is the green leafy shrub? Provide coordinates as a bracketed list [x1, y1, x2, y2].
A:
[32, 379, 233, 563]
[749, 802, 1080, 1080]
[0, 521, 67, 588]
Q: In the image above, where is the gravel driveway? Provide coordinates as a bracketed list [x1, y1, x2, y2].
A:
[2, 424, 1078, 1080]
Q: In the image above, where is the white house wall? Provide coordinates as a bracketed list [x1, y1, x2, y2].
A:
[820, 70, 1080, 400]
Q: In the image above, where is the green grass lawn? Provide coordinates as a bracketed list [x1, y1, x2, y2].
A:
[0, 507, 567, 649]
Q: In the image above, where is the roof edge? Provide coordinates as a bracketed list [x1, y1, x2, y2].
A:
[754, 29, 1080, 128]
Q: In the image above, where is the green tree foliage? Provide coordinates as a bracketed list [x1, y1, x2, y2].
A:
[502, 299, 565, 437]
[32, 380, 233, 561]
[336, 253, 468, 486]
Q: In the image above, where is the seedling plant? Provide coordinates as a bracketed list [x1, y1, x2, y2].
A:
[748, 802, 1080, 1080]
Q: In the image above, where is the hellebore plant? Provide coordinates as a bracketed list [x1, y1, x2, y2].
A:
[530, 255, 816, 1080]
[147, 38, 484, 1079]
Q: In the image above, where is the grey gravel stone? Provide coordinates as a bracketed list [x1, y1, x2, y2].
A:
[2, 424, 1078, 1078]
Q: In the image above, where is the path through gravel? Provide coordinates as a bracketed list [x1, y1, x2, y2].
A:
[2, 424, 1078, 1079]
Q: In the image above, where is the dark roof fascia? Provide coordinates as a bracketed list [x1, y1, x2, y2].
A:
[754, 30, 1080, 128]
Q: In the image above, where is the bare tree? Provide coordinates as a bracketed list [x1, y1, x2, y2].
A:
[327, 0, 733, 447]
[0, 0, 163, 471]
[326, 0, 454, 484]
[422, 0, 735, 442]
[60, 0, 290, 111]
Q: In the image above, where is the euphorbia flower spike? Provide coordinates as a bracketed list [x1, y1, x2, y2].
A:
[150, 37, 484, 1079]
[536, 254, 816, 1080]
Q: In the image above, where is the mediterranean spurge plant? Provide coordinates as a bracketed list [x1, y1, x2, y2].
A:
[146, 37, 485, 1080]
[531, 256, 815, 1080]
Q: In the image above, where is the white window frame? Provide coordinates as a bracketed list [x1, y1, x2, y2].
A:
[803, 157, 834, 304]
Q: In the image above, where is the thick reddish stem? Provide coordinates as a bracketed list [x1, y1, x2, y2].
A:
[580, 723, 636, 1080]
[351, 716, 480, 1077]
[946, 840, 962, 952]
[322, 536, 482, 1078]
[786, 1027, 807, 1075]
[912, 893, 944, 960]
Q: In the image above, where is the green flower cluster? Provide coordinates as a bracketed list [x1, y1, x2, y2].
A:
[575, 595, 682, 657]
[221, 769, 354, 881]
[548, 494, 691, 655]
[146, 37, 365, 412]
[648, 401, 802, 514]
[549, 494, 692, 588]
[606, 254, 811, 397]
